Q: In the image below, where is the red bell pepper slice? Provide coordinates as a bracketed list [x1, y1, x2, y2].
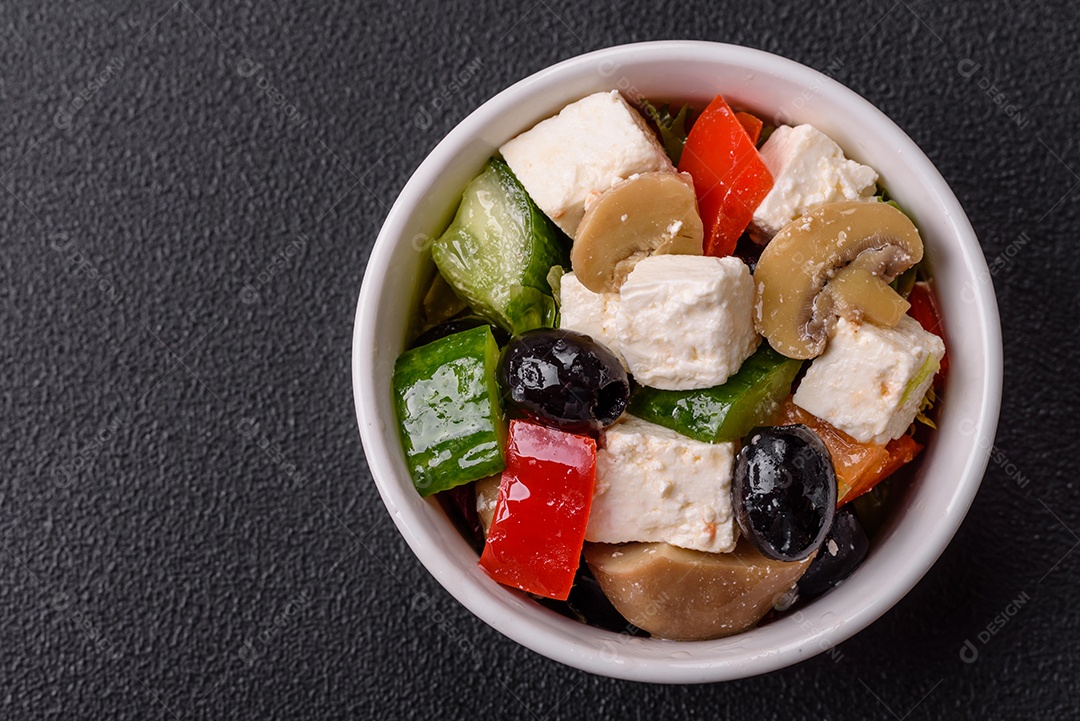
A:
[734, 111, 763, 145]
[678, 95, 773, 257]
[856, 434, 923, 504]
[479, 420, 596, 600]
[906, 281, 949, 388]
[775, 398, 923, 507]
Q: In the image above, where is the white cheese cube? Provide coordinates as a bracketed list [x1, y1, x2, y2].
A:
[499, 91, 674, 239]
[586, 416, 737, 554]
[751, 124, 879, 241]
[793, 316, 945, 444]
[616, 255, 759, 391]
[558, 272, 626, 367]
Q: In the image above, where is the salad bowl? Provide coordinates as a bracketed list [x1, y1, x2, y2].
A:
[352, 41, 1002, 683]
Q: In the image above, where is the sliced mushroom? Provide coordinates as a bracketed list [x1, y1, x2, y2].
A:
[754, 201, 923, 359]
[584, 540, 815, 641]
[827, 265, 910, 327]
[474, 475, 501, 536]
[571, 172, 703, 293]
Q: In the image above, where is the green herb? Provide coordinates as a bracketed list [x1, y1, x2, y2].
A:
[546, 265, 566, 326]
[877, 187, 911, 220]
[641, 101, 691, 165]
[914, 384, 938, 429]
[420, 269, 468, 332]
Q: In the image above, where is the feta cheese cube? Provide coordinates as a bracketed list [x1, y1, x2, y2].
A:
[616, 255, 760, 391]
[499, 91, 674, 239]
[558, 272, 626, 367]
[793, 316, 945, 444]
[586, 416, 737, 553]
[751, 124, 879, 241]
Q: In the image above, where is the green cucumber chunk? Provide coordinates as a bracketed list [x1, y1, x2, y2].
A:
[432, 158, 568, 336]
[393, 325, 506, 496]
[628, 344, 804, 443]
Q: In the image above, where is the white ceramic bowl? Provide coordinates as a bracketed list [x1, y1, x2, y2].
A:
[352, 41, 1002, 683]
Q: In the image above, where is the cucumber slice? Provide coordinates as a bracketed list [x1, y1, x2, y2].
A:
[628, 345, 803, 443]
[432, 158, 569, 336]
[393, 326, 507, 495]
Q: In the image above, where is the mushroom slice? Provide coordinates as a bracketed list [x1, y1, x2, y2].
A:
[584, 540, 814, 641]
[754, 201, 923, 359]
[827, 265, 910, 327]
[570, 172, 703, 293]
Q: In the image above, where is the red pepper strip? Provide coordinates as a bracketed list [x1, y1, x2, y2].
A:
[852, 434, 923, 505]
[735, 111, 763, 145]
[906, 281, 949, 388]
[678, 95, 773, 257]
[776, 398, 923, 507]
[478, 420, 596, 600]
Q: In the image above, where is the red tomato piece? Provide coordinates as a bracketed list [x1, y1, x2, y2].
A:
[478, 420, 596, 600]
[678, 95, 773, 257]
[907, 281, 949, 387]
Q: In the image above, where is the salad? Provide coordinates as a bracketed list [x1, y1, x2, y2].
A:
[391, 89, 947, 641]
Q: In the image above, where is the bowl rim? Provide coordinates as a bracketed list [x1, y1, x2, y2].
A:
[352, 40, 1003, 683]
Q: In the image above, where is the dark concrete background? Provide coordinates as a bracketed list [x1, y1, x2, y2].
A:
[2, 0, 1077, 718]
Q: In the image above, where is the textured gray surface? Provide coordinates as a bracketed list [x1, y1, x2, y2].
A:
[2, 0, 1078, 718]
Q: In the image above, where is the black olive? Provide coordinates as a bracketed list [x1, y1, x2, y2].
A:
[734, 425, 837, 562]
[733, 233, 762, 274]
[797, 505, 869, 599]
[498, 329, 629, 432]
